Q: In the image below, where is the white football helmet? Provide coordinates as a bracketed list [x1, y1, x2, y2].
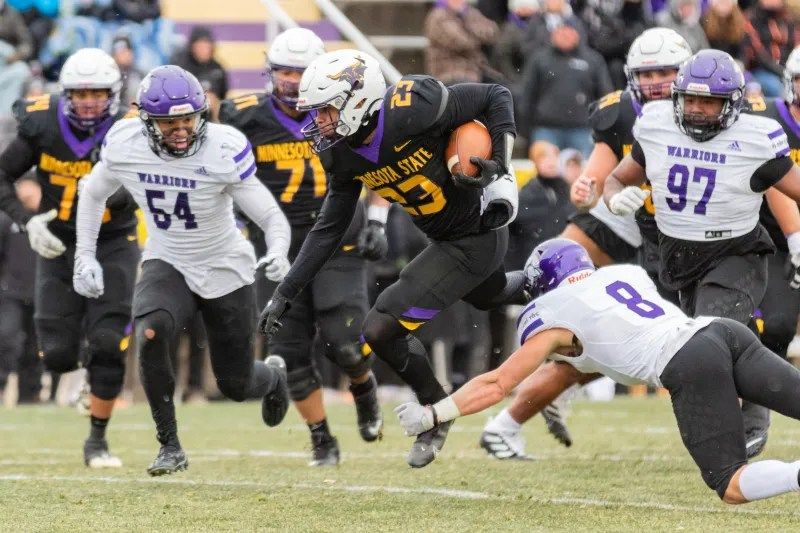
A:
[784, 46, 800, 105]
[59, 48, 122, 129]
[297, 49, 386, 151]
[624, 27, 692, 103]
[267, 28, 325, 105]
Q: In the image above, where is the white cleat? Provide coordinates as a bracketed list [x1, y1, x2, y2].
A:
[478, 429, 532, 460]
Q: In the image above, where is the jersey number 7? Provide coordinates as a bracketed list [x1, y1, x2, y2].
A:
[145, 189, 197, 230]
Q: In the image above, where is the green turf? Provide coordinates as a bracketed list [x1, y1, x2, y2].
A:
[2, 396, 799, 531]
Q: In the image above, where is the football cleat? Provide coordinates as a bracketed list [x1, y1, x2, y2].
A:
[542, 403, 573, 448]
[83, 438, 122, 468]
[147, 445, 188, 476]
[309, 435, 340, 467]
[407, 420, 452, 468]
[351, 374, 383, 442]
[262, 355, 290, 427]
[479, 430, 532, 460]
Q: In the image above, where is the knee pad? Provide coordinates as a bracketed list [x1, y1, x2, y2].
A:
[215, 376, 250, 402]
[287, 365, 322, 401]
[135, 310, 174, 348]
[37, 319, 80, 374]
[85, 327, 128, 401]
[325, 342, 373, 379]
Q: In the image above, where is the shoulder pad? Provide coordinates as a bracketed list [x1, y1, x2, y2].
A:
[214, 124, 256, 181]
[219, 93, 264, 126]
[588, 91, 624, 132]
[385, 76, 447, 135]
[12, 94, 56, 139]
[744, 95, 768, 114]
[101, 118, 143, 164]
[516, 301, 549, 346]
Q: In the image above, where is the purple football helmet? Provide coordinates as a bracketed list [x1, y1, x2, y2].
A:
[524, 238, 595, 295]
[672, 49, 745, 142]
[137, 65, 208, 158]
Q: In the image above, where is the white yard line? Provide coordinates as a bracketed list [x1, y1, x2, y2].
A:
[0, 473, 798, 517]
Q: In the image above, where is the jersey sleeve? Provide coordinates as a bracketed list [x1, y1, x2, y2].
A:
[12, 95, 52, 141]
[219, 126, 256, 183]
[588, 91, 624, 158]
[516, 301, 553, 346]
[385, 75, 448, 137]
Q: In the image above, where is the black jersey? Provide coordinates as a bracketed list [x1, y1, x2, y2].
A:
[744, 96, 800, 253]
[588, 89, 658, 244]
[1, 94, 137, 242]
[219, 93, 328, 226]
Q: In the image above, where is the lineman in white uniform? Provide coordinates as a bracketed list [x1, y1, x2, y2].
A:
[397, 238, 800, 504]
[74, 65, 292, 476]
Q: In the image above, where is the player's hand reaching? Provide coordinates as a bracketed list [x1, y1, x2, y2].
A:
[73, 254, 105, 299]
[257, 252, 291, 282]
[395, 402, 435, 436]
[453, 157, 504, 189]
[608, 187, 649, 216]
[357, 220, 388, 261]
[26, 209, 66, 259]
[258, 291, 291, 338]
[571, 176, 596, 209]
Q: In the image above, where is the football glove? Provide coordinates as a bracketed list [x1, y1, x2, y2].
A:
[26, 209, 66, 259]
[357, 220, 388, 261]
[257, 252, 291, 282]
[453, 157, 504, 189]
[394, 402, 435, 436]
[258, 290, 291, 338]
[73, 254, 104, 299]
[608, 187, 649, 216]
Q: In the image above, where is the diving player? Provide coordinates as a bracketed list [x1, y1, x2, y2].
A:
[74, 65, 291, 476]
[397, 238, 800, 505]
[259, 49, 526, 468]
[0, 48, 139, 468]
[220, 28, 383, 467]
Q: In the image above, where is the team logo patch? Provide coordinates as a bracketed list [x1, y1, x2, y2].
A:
[327, 57, 367, 90]
[686, 82, 711, 94]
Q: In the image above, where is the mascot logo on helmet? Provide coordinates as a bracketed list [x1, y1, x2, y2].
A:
[327, 57, 367, 90]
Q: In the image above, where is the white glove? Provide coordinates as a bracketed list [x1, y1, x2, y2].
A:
[257, 252, 291, 282]
[608, 187, 650, 216]
[786, 232, 800, 289]
[26, 209, 66, 259]
[73, 254, 105, 299]
[394, 402, 435, 436]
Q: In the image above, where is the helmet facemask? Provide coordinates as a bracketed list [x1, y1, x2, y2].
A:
[141, 108, 208, 158]
[268, 64, 305, 107]
[673, 90, 742, 142]
[62, 88, 117, 130]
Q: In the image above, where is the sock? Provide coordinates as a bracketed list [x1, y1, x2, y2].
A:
[89, 415, 109, 441]
[373, 335, 446, 405]
[309, 418, 332, 444]
[349, 374, 375, 398]
[485, 408, 521, 434]
[247, 360, 277, 399]
[738, 460, 800, 501]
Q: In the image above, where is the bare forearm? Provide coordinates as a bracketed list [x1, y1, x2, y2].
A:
[450, 371, 510, 417]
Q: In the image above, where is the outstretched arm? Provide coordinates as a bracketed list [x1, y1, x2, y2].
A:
[229, 176, 291, 258]
[75, 161, 122, 257]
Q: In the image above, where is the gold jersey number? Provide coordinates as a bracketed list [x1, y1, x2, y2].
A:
[374, 173, 446, 216]
[50, 174, 110, 222]
[277, 157, 327, 203]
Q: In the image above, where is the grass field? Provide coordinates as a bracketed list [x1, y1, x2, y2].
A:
[2, 396, 800, 531]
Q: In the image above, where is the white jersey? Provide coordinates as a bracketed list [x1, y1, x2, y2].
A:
[589, 198, 642, 248]
[79, 119, 290, 299]
[634, 100, 789, 241]
[516, 264, 714, 387]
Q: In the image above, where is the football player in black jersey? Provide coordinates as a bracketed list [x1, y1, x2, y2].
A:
[479, 28, 693, 460]
[259, 49, 525, 468]
[0, 49, 139, 467]
[220, 29, 383, 466]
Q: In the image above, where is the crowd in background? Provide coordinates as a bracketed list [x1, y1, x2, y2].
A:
[3, 0, 800, 403]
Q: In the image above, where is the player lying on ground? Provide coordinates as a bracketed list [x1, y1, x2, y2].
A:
[397, 238, 800, 504]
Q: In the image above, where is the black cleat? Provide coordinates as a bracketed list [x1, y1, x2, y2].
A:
[407, 420, 453, 468]
[542, 403, 573, 448]
[351, 374, 383, 442]
[147, 445, 188, 476]
[262, 355, 290, 427]
[83, 437, 122, 468]
[309, 435, 340, 467]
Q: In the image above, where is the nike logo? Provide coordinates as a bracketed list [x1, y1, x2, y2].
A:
[127, 235, 137, 241]
[393, 140, 411, 152]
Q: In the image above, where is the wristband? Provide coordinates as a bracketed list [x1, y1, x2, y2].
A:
[431, 396, 460, 424]
[787, 232, 800, 257]
[367, 204, 389, 224]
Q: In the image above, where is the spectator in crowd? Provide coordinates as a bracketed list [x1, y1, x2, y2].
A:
[424, 0, 500, 84]
[0, 177, 42, 404]
[0, 1, 33, 117]
[519, 18, 613, 155]
[478, 0, 510, 24]
[110, 34, 144, 112]
[9, 0, 58, 59]
[742, 0, 800, 96]
[657, 0, 710, 52]
[493, 0, 540, 87]
[701, 0, 747, 57]
[580, 0, 650, 88]
[521, 0, 585, 60]
[559, 147, 584, 184]
[76, 0, 160, 22]
[170, 26, 228, 115]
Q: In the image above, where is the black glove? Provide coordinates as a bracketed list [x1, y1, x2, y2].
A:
[357, 220, 388, 261]
[452, 157, 504, 189]
[258, 291, 291, 338]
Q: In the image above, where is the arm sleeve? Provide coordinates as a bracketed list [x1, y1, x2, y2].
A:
[750, 156, 794, 193]
[630, 140, 647, 169]
[278, 176, 363, 300]
[229, 176, 291, 257]
[0, 136, 39, 225]
[75, 161, 122, 256]
[430, 82, 516, 165]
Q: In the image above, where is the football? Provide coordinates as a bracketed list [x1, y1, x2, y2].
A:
[445, 120, 492, 177]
